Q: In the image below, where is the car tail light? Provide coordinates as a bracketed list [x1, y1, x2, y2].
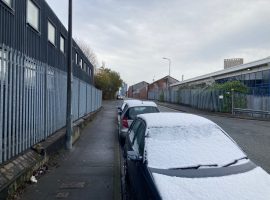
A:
[122, 117, 129, 128]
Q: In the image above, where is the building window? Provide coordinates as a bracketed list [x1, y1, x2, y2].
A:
[2, 0, 12, 7]
[48, 21, 56, 45]
[75, 53, 78, 64]
[89, 69, 92, 76]
[80, 58, 82, 69]
[262, 70, 270, 85]
[60, 35, 65, 53]
[27, 0, 40, 31]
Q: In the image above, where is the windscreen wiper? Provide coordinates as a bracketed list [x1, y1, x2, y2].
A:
[222, 156, 248, 167]
[170, 164, 218, 170]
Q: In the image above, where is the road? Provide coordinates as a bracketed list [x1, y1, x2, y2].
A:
[18, 101, 270, 200]
[158, 105, 270, 173]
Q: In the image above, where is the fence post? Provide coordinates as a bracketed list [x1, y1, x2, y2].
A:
[231, 88, 234, 115]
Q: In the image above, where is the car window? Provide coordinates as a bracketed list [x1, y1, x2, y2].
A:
[129, 119, 141, 142]
[132, 120, 146, 156]
[121, 102, 126, 111]
[121, 104, 129, 117]
[125, 106, 159, 120]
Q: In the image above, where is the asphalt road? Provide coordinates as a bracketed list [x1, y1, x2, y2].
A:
[158, 105, 270, 173]
[17, 100, 270, 200]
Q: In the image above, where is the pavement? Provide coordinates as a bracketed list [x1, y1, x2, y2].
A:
[19, 101, 121, 200]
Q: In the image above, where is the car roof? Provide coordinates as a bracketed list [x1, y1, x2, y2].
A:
[125, 100, 157, 108]
[138, 112, 215, 128]
[123, 99, 141, 104]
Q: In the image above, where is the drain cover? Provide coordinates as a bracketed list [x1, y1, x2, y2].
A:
[60, 182, 86, 189]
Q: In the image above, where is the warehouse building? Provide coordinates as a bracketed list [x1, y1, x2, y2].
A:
[171, 57, 270, 95]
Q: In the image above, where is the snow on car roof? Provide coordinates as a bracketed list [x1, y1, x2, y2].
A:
[139, 113, 246, 169]
[138, 112, 215, 128]
[126, 100, 157, 108]
[123, 99, 141, 103]
[153, 167, 270, 200]
[121, 99, 141, 110]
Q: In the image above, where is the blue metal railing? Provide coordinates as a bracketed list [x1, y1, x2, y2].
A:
[0, 44, 102, 164]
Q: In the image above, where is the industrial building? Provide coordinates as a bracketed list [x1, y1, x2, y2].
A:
[171, 57, 270, 96]
[0, 0, 93, 84]
[0, 0, 102, 164]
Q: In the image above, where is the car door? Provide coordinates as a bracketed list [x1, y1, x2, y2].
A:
[126, 119, 149, 199]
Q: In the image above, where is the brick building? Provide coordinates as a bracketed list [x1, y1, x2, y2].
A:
[148, 75, 179, 93]
[128, 81, 149, 99]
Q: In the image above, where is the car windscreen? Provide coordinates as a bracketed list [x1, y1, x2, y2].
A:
[125, 106, 159, 120]
[145, 124, 246, 169]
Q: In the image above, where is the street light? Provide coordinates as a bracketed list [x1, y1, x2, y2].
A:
[162, 57, 171, 76]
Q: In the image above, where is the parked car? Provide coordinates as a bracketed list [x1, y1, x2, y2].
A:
[117, 99, 141, 126]
[118, 100, 159, 145]
[124, 112, 270, 200]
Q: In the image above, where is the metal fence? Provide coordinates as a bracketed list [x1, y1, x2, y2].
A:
[0, 44, 102, 164]
[148, 88, 270, 116]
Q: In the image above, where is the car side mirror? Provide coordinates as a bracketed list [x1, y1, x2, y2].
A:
[127, 151, 142, 162]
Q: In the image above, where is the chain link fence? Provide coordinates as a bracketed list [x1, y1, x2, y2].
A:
[0, 44, 102, 164]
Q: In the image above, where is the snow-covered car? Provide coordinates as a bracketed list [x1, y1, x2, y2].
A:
[124, 112, 270, 200]
[118, 100, 159, 145]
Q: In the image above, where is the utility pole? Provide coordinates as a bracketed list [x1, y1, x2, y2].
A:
[66, 0, 73, 150]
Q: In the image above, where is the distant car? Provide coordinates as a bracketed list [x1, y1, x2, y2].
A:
[116, 95, 124, 100]
[124, 112, 270, 200]
[118, 100, 159, 145]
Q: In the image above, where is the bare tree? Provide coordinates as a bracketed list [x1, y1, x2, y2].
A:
[75, 39, 99, 72]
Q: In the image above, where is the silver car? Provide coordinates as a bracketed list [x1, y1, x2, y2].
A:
[118, 100, 159, 145]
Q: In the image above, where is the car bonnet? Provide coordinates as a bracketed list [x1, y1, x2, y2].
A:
[150, 166, 270, 200]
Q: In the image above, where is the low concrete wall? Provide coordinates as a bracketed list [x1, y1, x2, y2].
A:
[0, 108, 101, 199]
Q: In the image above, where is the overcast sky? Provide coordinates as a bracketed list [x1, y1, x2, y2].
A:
[46, 0, 270, 86]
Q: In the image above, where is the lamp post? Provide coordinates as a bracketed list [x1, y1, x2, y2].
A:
[66, 0, 73, 150]
[162, 57, 172, 102]
[162, 57, 171, 76]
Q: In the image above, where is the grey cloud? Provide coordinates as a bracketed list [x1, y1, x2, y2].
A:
[46, 0, 270, 85]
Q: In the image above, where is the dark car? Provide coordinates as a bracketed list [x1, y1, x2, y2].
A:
[124, 113, 270, 200]
[116, 95, 124, 100]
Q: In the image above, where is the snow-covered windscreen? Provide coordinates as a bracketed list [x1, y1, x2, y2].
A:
[145, 124, 246, 169]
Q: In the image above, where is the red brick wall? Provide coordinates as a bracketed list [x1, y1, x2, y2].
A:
[148, 79, 168, 92]
[127, 86, 148, 99]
